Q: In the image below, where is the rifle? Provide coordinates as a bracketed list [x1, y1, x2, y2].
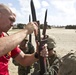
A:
[29, 15, 32, 43]
[26, 15, 34, 54]
[26, 15, 35, 74]
[30, 0, 49, 75]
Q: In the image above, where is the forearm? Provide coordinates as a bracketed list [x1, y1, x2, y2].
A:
[15, 52, 38, 66]
[22, 53, 38, 66]
[0, 29, 28, 57]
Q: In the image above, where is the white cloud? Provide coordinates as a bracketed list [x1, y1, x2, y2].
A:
[46, 0, 76, 25]
[5, 0, 76, 25]
[41, 1, 49, 7]
[51, 0, 76, 15]
[18, 0, 30, 13]
[33, 0, 41, 9]
[15, 0, 42, 24]
[8, 3, 13, 7]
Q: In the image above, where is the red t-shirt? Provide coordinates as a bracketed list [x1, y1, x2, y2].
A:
[0, 32, 21, 75]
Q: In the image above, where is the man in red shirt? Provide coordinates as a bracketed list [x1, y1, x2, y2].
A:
[0, 4, 48, 75]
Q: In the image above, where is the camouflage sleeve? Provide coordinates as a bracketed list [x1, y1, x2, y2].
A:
[48, 56, 60, 75]
[49, 64, 59, 75]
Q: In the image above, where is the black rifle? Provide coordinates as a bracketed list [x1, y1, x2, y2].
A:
[26, 15, 34, 54]
[26, 15, 35, 74]
[30, 0, 49, 75]
[42, 9, 49, 75]
[29, 15, 32, 43]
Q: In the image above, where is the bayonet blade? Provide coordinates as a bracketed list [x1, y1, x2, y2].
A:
[30, 0, 37, 21]
[42, 9, 47, 38]
[29, 15, 31, 43]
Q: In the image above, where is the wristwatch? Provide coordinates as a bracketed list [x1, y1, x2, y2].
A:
[34, 52, 39, 59]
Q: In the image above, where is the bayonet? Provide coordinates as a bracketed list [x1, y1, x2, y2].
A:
[42, 9, 47, 38]
[29, 15, 31, 43]
[30, 0, 37, 21]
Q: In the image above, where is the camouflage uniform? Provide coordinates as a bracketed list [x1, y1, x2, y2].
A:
[12, 38, 35, 75]
[59, 51, 76, 75]
[47, 52, 60, 75]
[47, 35, 60, 75]
[31, 35, 60, 75]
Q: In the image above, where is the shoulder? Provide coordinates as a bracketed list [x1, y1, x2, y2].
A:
[59, 50, 76, 75]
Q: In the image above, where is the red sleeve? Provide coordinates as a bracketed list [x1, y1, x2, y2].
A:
[0, 32, 21, 58]
[11, 47, 21, 58]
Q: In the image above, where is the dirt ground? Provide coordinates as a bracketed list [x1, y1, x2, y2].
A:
[8, 28, 76, 75]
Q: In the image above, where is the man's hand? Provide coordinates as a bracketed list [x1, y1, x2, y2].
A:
[36, 44, 48, 58]
[24, 22, 38, 35]
[40, 44, 48, 57]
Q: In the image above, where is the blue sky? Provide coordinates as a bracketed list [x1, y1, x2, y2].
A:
[1, 0, 76, 26]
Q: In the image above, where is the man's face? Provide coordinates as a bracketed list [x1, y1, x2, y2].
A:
[48, 50, 54, 57]
[0, 5, 16, 33]
[47, 47, 54, 57]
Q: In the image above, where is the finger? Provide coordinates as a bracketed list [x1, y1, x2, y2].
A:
[34, 22, 38, 26]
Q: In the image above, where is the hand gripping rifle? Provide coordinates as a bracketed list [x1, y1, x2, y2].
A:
[26, 15, 35, 54]
[25, 15, 35, 74]
[30, 0, 49, 75]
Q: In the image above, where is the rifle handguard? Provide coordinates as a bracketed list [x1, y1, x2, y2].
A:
[34, 52, 39, 59]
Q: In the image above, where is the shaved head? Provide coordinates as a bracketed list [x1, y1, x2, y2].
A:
[0, 4, 16, 33]
[0, 4, 13, 15]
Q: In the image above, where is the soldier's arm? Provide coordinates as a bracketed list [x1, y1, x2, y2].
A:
[13, 51, 38, 66]
[13, 44, 48, 66]
[0, 22, 38, 57]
